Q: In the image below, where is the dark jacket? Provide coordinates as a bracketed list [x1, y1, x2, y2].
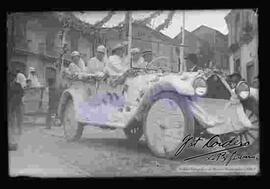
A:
[8, 81, 24, 112]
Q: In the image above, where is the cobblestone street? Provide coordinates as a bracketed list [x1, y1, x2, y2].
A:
[9, 118, 259, 177]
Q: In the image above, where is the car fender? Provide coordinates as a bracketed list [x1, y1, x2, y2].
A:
[57, 86, 90, 122]
[132, 80, 195, 122]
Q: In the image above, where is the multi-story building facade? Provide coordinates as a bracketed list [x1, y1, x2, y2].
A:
[191, 25, 229, 73]
[7, 12, 97, 89]
[174, 29, 212, 70]
[225, 9, 258, 85]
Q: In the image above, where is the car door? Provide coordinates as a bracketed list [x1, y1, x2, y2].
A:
[88, 75, 127, 126]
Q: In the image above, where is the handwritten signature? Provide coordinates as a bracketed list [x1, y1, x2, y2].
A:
[207, 150, 259, 166]
[174, 134, 257, 165]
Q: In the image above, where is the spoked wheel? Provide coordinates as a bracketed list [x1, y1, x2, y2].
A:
[63, 98, 84, 141]
[237, 108, 259, 155]
[221, 100, 259, 155]
[123, 118, 143, 143]
[143, 92, 194, 159]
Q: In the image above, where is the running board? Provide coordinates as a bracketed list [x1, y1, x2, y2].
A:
[79, 120, 126, 129]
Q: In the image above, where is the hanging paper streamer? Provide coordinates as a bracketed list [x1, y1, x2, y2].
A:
[94, 11, 116, 28]
[54, 12, 95, 34]
[134, 11, 163, 25]
[155, 11, 175, 32]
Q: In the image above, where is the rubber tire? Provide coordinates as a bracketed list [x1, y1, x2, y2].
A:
[238, 97, 259, 155]
[220, 97, 259, 155]
[143, 91, 194, 159]
[63, 98, 84, 142]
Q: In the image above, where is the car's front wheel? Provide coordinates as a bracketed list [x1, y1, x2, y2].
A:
[63, 98, 84, 141]
[220, 97, 259, 155]
[143, 92, 194, 158]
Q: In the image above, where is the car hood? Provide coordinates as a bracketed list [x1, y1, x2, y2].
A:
[124, 72, 199, 106]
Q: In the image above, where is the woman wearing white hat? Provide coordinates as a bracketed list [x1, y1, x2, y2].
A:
[68, 51, 86, 75]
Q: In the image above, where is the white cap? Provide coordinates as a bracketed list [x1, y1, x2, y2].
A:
[71, 51, 80, 57]
[97, 45, 106, 53]
[131, 48, 140, 54]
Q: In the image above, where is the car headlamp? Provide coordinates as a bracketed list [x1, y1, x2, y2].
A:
[235, 81, 250, 100]
[193, 77, 207, 96]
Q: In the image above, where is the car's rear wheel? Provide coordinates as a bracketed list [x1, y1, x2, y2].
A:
[143, 92, 194, 158]
[63, 98, 84, 141]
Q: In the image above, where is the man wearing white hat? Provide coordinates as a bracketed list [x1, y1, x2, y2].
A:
[87, 45, 107, 75]
[68, 51, 86, 75]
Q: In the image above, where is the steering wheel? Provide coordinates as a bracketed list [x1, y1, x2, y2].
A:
[145, 56, 171, 72]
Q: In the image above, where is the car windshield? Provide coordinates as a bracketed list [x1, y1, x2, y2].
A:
[144, 56, 172, 72]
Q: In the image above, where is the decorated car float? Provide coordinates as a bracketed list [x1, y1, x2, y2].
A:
[56, 57, 259, 159]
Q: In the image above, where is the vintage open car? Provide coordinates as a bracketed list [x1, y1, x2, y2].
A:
[57, 57, 259, 158]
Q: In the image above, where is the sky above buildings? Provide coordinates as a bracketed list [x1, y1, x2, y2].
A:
[74, 10, 231, 38]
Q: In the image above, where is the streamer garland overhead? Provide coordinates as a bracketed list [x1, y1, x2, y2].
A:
[55, 12, 95, 34]
[55, 11, 176, 35]
[155, 11, 175, 32]
[93, 11, 116, 28]
[134, 11, 163, 25]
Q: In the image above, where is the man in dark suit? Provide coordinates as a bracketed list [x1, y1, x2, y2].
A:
[8, 71, 24, 150]
[185, 54, 200, 72]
